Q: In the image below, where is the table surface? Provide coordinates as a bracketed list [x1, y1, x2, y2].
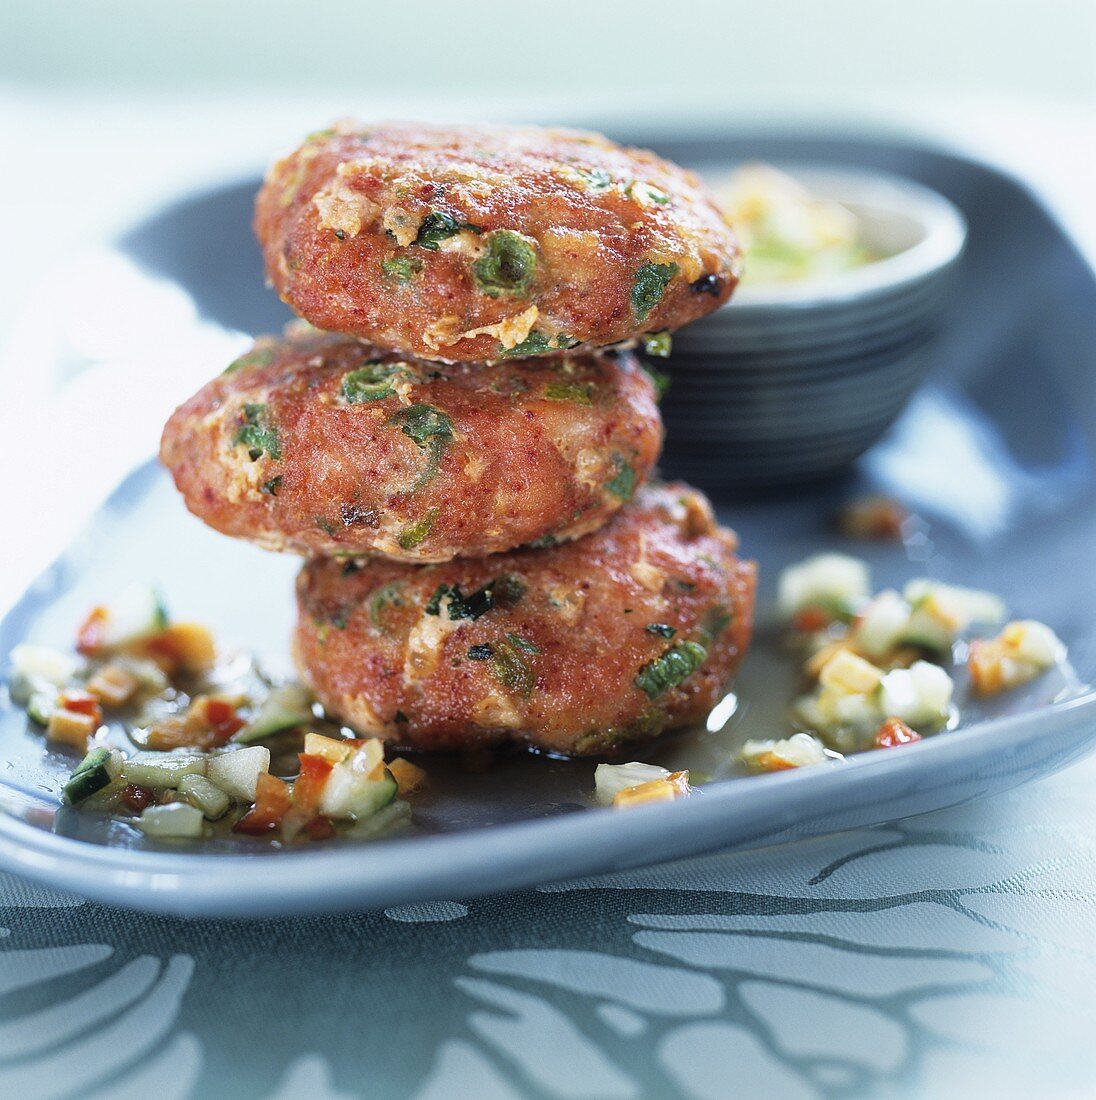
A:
[2, 96, 1096, 1099]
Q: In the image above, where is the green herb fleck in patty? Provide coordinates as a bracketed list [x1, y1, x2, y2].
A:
[369, 582, 404, 631]
[544, 381, 596, 405]
[397, 508, 439, 550]
[605, 457, 636, 501]
[381, 257, 423, 284]
[224, 348, 274, 375]
[646, 623, 677, 638]
[500, 331, 577, 358]
[425, 574, 525, 621]
[635, 641, 707, 699]
[415, 212, 480, 250]
[632, 262, 679, 322]
[490, 638, 536, 697]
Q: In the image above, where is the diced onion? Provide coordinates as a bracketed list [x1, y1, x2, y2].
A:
[594, 762, 671, 806]
[777, 554, 870, 619]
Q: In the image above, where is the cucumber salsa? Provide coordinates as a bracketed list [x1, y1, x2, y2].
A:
[7, 584, 424, 844]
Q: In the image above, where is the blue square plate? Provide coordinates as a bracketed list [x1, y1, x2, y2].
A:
[1, 131, 1094, 916]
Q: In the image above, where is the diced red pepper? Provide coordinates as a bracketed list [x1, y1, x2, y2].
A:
[233, 773, 292, 835]
[76, 606, 110, 656]
[303, 816, 336, 841]
[874, 717, 922, 750]
[293, 753, 333, 818]
[58, 690, 103, 728]
[791, 606, 834, 633]
[120, 784, 155, 813]
[195, 697, 245, 741]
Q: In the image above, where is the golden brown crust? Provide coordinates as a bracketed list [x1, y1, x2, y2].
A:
[255, 122, 740, 360]
[159, 326, 662, 561]
[293, 484, 756, 757]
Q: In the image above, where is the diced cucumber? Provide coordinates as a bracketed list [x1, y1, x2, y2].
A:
[101, 584, 170, 649]
[207, 745, 270, 800]
[236, 684, 314, 743]
[178, 774, 231, 820]
[594, 762, 670, 806]
[320, 764, 397, 820]
[136, 802, 205, 839]
[63, 747, 122, 804]
[899, 606, 954, 655]
[26, 688, 59, 726]
[121, 751, 207, 790]
[343, 798, 411, 839]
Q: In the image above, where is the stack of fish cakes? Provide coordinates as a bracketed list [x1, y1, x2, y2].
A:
[161, 121, 756, 757]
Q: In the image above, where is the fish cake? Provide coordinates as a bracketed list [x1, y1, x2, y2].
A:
[293, 484, 756, 756]
[160, 326, 662, 561]
[255, 121, 740, 361]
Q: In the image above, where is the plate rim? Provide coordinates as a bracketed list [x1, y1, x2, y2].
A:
[0, 686, 1093, 916]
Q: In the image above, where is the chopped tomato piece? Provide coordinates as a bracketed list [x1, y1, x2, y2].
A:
[791, 606, 834, 633]
[76, 606, 110, 656]
[874, 717, 922, 749]
[58, 690, 103, 727]
[233, 773, 292, 835]
[120, 784, 155, 813]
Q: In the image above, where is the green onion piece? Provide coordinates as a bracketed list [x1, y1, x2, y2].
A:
[398, 508, 439, 550]
[697, 604, 732, 645]
[472, 230, 538, 298]
[415, 212, 477, 250]
[505, 632, 540, 653]
[501, 330, 552, 357]
[574, 166, 613, 191]
[343, 361, 403, 403]
[467, 644, 493, 661]
[234, 403, 281, 460]
[391, 404, 454, 446]
[632, 262, 679, 322]
[643, 332, 673, 358]
[224, 347, 274, 375]
[381, 257, 422, 284]
[635, 641, 707, 699]
[605, 458, 636, 501]
[490, 638, 536, 697]
[369, 582, 404, 630]
[641, 362, 671, 400]
[544, 381, 596, 405]
[646, 623, 677, 638]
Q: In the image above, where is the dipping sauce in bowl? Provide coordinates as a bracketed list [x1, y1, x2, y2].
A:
[713, 163, 877, 287]
[664, 164, 967, 491]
